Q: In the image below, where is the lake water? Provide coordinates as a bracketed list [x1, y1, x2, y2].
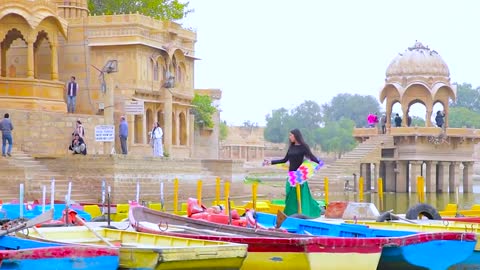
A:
[319, 182, 480, 214]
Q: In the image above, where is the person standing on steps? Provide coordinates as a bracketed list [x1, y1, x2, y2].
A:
[119, 115, 128, 155]
[66, 76, 78, 113]
[150, 122, 163, 157]
[0, 113, 13, 157]
[263, 128, 321, 218]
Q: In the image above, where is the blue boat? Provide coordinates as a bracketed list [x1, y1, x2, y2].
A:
[0, 204, 91, 221]
[0, 235, 118, 269]
[255, 212, 476, 270]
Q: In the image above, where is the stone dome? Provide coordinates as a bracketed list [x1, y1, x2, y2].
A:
[386, 41, 450, 78]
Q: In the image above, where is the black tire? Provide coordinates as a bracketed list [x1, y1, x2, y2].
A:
[375, 212, 399, 222]
[405, 203, 442, 220]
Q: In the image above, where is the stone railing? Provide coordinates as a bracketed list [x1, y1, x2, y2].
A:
[0, 0, 57, 13]
[354, 127, 480, 138]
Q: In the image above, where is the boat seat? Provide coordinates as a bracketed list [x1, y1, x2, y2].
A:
[471, 205, 480, 211]
[83, 205, 102, 219]
[148, 203, 163, 211]
[116, 204, 129, 214]
[443, 204, 457, 212]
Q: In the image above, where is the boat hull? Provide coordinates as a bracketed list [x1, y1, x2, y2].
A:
[255, 212, 476, 270]
[21, 226, 247, 270]
[0, 235, 118, 270]
[130, 206, 384, 270]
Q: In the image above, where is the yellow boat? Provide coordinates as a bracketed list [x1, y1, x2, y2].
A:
[20, 226, 247, 270]
[344, 219, 480, 250]
[439, 203, 480, 217]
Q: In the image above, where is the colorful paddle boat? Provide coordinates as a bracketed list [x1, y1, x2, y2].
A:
[255, 212, 477, 270]
[0, 234, 118, 269]
[20, 225, 248, 270]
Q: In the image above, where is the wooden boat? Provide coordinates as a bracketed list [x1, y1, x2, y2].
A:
[20, 226, 247, 270]
[439, 203, 480, 217]
[0, 234, 118, 269]
[443, 216, 480, 223]
[0, 203, 91, 221]
[129, 205, 466, 270]
[255, 212, 476, 270]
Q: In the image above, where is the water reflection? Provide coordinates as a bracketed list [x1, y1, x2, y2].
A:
[324, 183, 480, 214]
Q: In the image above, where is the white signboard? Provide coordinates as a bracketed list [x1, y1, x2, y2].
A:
[125, 100, 144, 115]
[95, 125, 115, 142]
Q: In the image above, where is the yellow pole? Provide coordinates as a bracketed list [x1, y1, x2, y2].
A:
[173, 178, 179, 214]
[224, 181, 230, 203]
[324, 177, 329, 205]
[252, 182, 258, 210]
[378, 178, 384, 211]
[215, 177, 221, 205]
[416, 176, 421, 203]
[359, 177, 364, 202]
[296, 183, 302, 214]
[197, 179, 203, 206]
[419, 176, 425, 203]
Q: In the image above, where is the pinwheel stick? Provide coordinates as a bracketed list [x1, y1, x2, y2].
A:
[296, 183, 302, 214]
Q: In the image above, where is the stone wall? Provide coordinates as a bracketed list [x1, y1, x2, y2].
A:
[0, 109, 106, 156]
[38, 155, 247, 203]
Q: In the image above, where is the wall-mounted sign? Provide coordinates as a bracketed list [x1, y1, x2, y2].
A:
[95, 125, 115, 142]
[125, 100, 144, 115]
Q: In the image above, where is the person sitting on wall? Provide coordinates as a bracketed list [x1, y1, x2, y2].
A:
[69, 134, 87, 155]
[394, 113, 402, 127]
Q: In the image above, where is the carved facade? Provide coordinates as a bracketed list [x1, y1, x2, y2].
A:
[0, 0, 217, 158]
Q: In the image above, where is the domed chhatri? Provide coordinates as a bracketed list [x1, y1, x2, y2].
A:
[386, 41, 450, 78]
[380, 41, 456, 129]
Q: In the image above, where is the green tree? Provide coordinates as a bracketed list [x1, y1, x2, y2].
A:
[264, 108, 292, 143]
[411, 116, 425, 127]
[450, 83, 480, 113]
[88, 0, 192, 20]
[219, 121, 228, 141]
[316, 118, 357, 158]
[448, 107, 480, 128]
[191, 93, 216, 129]
[322, 94, 381, 127]
[290, 100, 323, 146]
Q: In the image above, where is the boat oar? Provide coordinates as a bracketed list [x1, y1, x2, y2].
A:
[275, 210, 288, 229]
[74, 215, 115, 247]
[0, 209, 54, 237]
[385, 210, 417, 224]
[165, 224, 238, 237]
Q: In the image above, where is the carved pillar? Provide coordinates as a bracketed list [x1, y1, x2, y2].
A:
[0, 43, 6, 77]
[26, 34, 35, 78]
[409, 161, 423, 193]
[50, 40, 59, 80]
[425, 103, 433, 127]
[444, 101, 449, 128]
[425, 161, 437, 193]
[127, 115, 134, 147]
[437, 162, 450, 193]
[174, 111, 180, 145]
[186, 109, 190, 146]
[373, 163, 379, 192]
[164, 90, 173, 155]
[365, 163, 372, 191]
[401, 104, 409, 127]
[385, 101, 392, 133]
[449, 162, 461, 193]
[463, 162, 474, 193]
[396, 160, 408, 192]
[384, 161, 396, 192]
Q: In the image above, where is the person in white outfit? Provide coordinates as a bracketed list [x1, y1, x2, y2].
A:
[150, 122, 163, 157]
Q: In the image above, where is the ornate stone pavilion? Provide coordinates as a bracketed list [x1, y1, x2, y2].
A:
[0, 0, 215, 158]
[353, 42, 480, 193]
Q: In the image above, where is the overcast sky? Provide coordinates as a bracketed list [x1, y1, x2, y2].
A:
[181, 0, 480, 126]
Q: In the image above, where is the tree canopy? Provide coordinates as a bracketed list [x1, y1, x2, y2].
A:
[191, 93, 216, 129]
[450, 83, 480, 113]
[322, 94, 381, 128]
[316, 118, 357, 158]
[88, 0, 192, 20]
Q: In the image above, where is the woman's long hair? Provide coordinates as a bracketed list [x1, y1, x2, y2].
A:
[290, 128, 308, 147]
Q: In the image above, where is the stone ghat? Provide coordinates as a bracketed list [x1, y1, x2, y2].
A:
[34, 155, 248, 203]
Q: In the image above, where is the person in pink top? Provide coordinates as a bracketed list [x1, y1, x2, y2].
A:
[367, 113, 375, 128]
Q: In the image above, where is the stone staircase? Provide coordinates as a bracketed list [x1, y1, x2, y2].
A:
[0, 148, 96, 203]
[309, 135, 394, 193]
